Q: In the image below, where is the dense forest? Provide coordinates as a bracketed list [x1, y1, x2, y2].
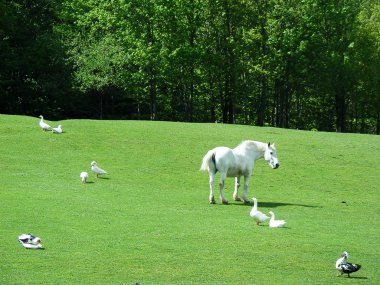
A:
[1, 0, 379, 133]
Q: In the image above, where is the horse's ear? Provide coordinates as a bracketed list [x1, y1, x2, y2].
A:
[268, 142, 271, 148]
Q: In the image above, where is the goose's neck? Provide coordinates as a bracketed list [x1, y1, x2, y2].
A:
[253, 200, 257, 211]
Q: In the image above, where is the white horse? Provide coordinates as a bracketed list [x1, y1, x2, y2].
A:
[200, 140, 279, 204]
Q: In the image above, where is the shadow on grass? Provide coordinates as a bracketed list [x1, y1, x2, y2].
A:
[219, 201, 320, 208]
[97, 177, 111, 180]
[339, 276, 368, 280]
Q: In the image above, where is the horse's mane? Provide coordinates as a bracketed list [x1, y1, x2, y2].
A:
[240, 140, 265, 148]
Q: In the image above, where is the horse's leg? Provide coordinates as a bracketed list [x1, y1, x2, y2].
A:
[219, 173, 228, 204]
[233, 176, 242, 201]
[209, 172, 216, 204]
[242, 175, 251, 203]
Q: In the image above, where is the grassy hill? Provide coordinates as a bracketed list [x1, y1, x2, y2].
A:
[1, 114, 379, 284]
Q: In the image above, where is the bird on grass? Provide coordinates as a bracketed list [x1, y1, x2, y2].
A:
[249, 197, 269, 225]
[39, 115, 51, 131]
[80, 171, 89, 183]
[52, 125, 62, 134]
[18, 233, 44, 249]
[91, 161, 107, 178]
[336, 251, 361, 277]
[268, 211, 286, 228]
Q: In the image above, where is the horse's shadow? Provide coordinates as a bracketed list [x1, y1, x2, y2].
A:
[231, 201, 320, 208]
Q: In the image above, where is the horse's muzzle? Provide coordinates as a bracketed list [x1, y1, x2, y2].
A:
[274, 163, 280, 169]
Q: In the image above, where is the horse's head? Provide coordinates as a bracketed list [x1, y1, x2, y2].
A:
[264, 143, 280, 169]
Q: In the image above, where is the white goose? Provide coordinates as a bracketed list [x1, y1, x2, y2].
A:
[336, 251, 361, 277]
[52, 125, 62, 134]
[39, 115, 51, 131]
[249, 197, 269, 225]
[80, 171, 89, 183]
[91, 161, 107, 178]
[269, 211, 286, 228]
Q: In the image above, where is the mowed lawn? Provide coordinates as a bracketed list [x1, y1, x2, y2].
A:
[0, 114, 379, 285]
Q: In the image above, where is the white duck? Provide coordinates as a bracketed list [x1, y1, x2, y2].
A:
[336, 251, 361, 277]
[39, 115, 51, 131]
[52, 125, 62, 134]
[80, 171, 89, 183]
[268, 211, 286, 228]
[91, 161, 107, 178]
[249, 197, 269, 225]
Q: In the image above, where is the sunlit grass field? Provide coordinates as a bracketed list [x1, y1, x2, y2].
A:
[1, 114, 379, 284]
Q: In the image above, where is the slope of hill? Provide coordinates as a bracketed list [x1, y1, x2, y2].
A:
[1, 115, 378, 284]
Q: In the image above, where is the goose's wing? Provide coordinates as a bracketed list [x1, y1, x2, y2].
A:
[251, 211, 269, 223]
[256, 212, 269, 221]
[52, 127, 62, 133]
[92, 165, 107, 174]
[40, 121, 51, 129]
[250, 210, 266, 218]
[341, 263, 361, 273]
[270, 220, 286, 227]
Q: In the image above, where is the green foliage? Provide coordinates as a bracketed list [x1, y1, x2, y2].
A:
[0, 0, 71, 117]
[0, 1, 379, 133]
[70, 35, 128, 92]
[1, 114, 379, 284]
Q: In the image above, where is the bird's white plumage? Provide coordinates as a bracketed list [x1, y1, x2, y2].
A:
[52, 125, 62, 134]
[268, 211, 286, 228]
[336, 257, 345, 272]
[91, 161, 107, 177]
[18, 233, 43, 249]
[249, 197, 269, 225]
[39, 115, 51, 131]
[80, 171, 89, 183]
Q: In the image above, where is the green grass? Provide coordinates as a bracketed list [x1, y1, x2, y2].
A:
[0, 114, 379, 285]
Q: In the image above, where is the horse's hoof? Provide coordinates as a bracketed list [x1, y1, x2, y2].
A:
[222, 200, 229, 205]
[234, 197, 242, 202]
[243, 200, 250, 204]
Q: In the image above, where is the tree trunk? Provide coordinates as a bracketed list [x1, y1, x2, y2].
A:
[257, 78, 267, 126]
[149, 70, 157, 120]
[100, 91, 103, 120]
[257, 0, 269, 127]
[146, 19, 157, 121]
[335, 93, 346, 132]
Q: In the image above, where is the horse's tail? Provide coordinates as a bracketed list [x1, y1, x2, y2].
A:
[200, 149, 216, 171]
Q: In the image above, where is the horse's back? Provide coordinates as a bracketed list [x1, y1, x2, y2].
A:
[214, 147, 238, 173]
[216, 145, 255, 177]
[214, 146, 232, 156]
[201, 146, 231, 172]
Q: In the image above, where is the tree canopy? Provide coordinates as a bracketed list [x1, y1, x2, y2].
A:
[1, 0, 379, 133]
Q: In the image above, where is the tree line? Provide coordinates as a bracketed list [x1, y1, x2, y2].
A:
[1, 0, 379, 133]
